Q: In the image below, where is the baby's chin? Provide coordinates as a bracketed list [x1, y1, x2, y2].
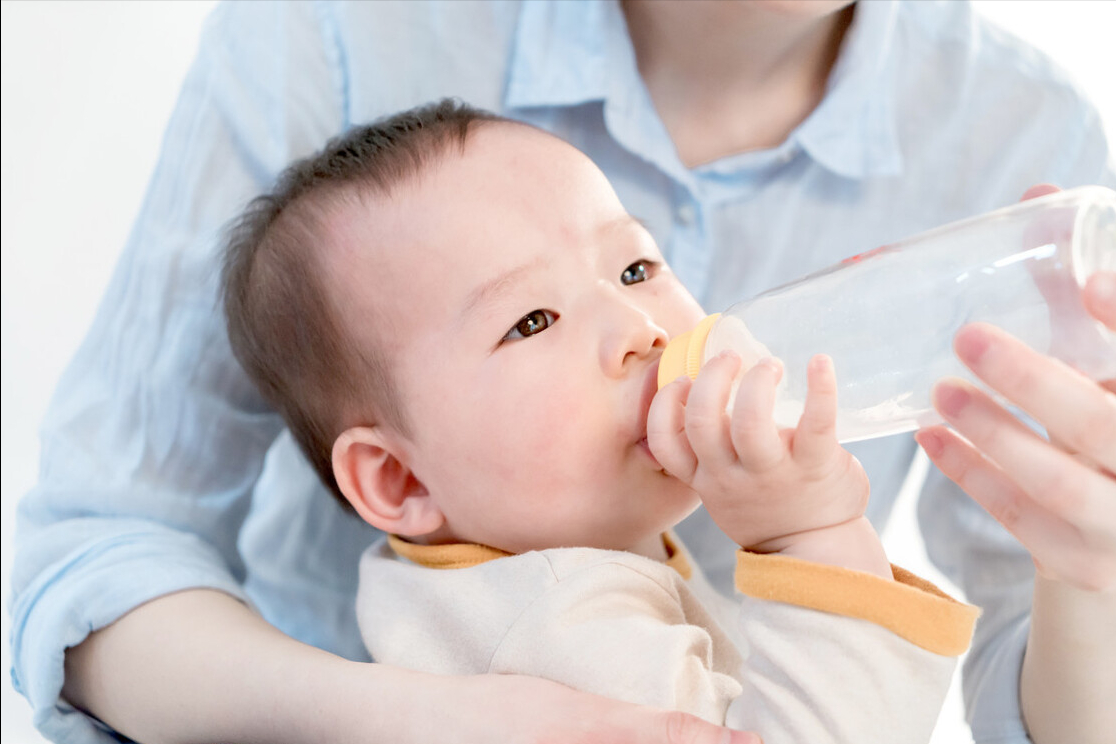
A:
[672, 487, 704, 524]
[639, 480, 703, 536]
[655, 467, 701, 503]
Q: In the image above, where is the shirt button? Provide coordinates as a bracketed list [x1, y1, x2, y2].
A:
[676, 203, 696, 225]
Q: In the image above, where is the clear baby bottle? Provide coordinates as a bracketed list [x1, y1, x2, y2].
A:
[657, 185, 1116, 442]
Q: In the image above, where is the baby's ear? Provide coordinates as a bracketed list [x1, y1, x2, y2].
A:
[332, 426, 444, 537]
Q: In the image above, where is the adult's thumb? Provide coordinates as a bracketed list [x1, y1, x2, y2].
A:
[656, 710, 762, 744]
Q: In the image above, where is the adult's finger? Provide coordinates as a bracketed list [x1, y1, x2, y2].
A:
[953, 323, 1116, 473]
[931, 377, 1116, 529]
[649, 710, 762, 744]
[647, 377, 698, 481]
[1083, 272, 1116, 333]
[917, 425, 1115, 591]
[1020, 183, 1061, 201]
[455, 674, 763, 744]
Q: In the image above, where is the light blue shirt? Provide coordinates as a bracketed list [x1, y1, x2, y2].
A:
[10, 1, 1114, 742]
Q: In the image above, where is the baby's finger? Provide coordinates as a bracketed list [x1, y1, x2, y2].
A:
[792, 354, 839, 465]
[729, 357, 786, 472]
[684, 351, 743, 471]
[953, 323, 1116, 474]
[647, 376, 698, 481]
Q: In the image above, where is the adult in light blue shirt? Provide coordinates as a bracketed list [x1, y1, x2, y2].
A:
[11, 1, 1116, 743]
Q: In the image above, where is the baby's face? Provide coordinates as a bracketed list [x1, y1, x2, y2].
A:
[328, 123, 705, 556]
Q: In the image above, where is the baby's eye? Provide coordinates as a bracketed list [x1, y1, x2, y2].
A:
[621, 260, 655, 286]
[503, 309, 557, 341]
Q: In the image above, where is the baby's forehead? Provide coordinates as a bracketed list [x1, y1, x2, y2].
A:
[316, 180, 468, 335]
[317, 120, 597, 318]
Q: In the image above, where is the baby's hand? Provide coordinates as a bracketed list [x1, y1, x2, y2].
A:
[649, 353, 885, 572]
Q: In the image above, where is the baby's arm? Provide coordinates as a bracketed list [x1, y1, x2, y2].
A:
[487, 560, 744, 725]
[646, 354, 979, 740]
[727, 560, 977, 743]
[485, 555, 976, 744]
[649, 353, 888, 576]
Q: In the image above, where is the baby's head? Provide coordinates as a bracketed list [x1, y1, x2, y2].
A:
[223, 100, 705, 558]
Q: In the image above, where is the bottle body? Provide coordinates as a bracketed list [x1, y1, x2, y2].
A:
[666, 186, 1116, 443]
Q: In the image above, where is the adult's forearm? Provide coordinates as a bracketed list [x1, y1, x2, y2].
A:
[61, 589, 759, 744]
[62, 589, 418, 744]
[1021, 575, 1116, 744]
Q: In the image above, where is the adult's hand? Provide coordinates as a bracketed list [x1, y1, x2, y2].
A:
[913, 185, 1115, 744]
[426, 673, 761, 744]
[915, 182, 1116, 591]
[915, 275, 1115, 590]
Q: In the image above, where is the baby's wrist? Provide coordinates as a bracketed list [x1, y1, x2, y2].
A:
[745, 517, 891, 579]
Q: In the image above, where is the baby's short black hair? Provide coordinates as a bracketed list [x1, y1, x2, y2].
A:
[222, 99, 508, 506]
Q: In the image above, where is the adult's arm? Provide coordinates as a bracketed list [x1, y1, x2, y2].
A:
[10, 2, 374, 740]
[8, 4, 759, 742]
[911, 59, 1116, 737]
[917, 271, 1116, 744]
[64, 589, 754, 744]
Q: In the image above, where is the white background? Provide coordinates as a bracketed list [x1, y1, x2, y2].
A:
[2, 2, 1114, 742]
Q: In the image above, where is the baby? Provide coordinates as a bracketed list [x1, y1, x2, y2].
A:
[222, 100, 977, 743]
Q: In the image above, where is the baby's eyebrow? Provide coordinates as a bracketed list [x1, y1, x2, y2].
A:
[601, 214, 648, 236]
[460, 215, 646, 316]
[462, 256, 546, 315]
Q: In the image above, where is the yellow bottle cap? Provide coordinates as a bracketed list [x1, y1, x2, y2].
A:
[657, 314, 721, 389]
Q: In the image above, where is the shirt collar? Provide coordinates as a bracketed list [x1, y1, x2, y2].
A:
[793, 0, 904, 178]
[505, 0, 617, 110]
[387, 534, 512, 570]
[505, 0, 903, 181]
[388, 532, 693, 579]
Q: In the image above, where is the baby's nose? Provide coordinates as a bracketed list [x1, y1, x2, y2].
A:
[600, 307, 669, 378]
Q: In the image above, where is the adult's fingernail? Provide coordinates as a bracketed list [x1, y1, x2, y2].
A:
[954, 325, 991, 365]
[934, 382, 970, 417]
[915, 429, 943, 457]
[1091, 272, 1116, 304]
[727, 732, 762, 744]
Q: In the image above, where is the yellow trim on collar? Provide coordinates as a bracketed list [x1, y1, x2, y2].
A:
[387, 535, 512, 569]
[661, 531, 693, 580]
[388, 532, 692, 579]
[735, 551, 980, 657]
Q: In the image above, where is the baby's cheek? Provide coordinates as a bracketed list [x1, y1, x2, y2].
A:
[511, 388, 586, 452]
[503, 384, 601, 466]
